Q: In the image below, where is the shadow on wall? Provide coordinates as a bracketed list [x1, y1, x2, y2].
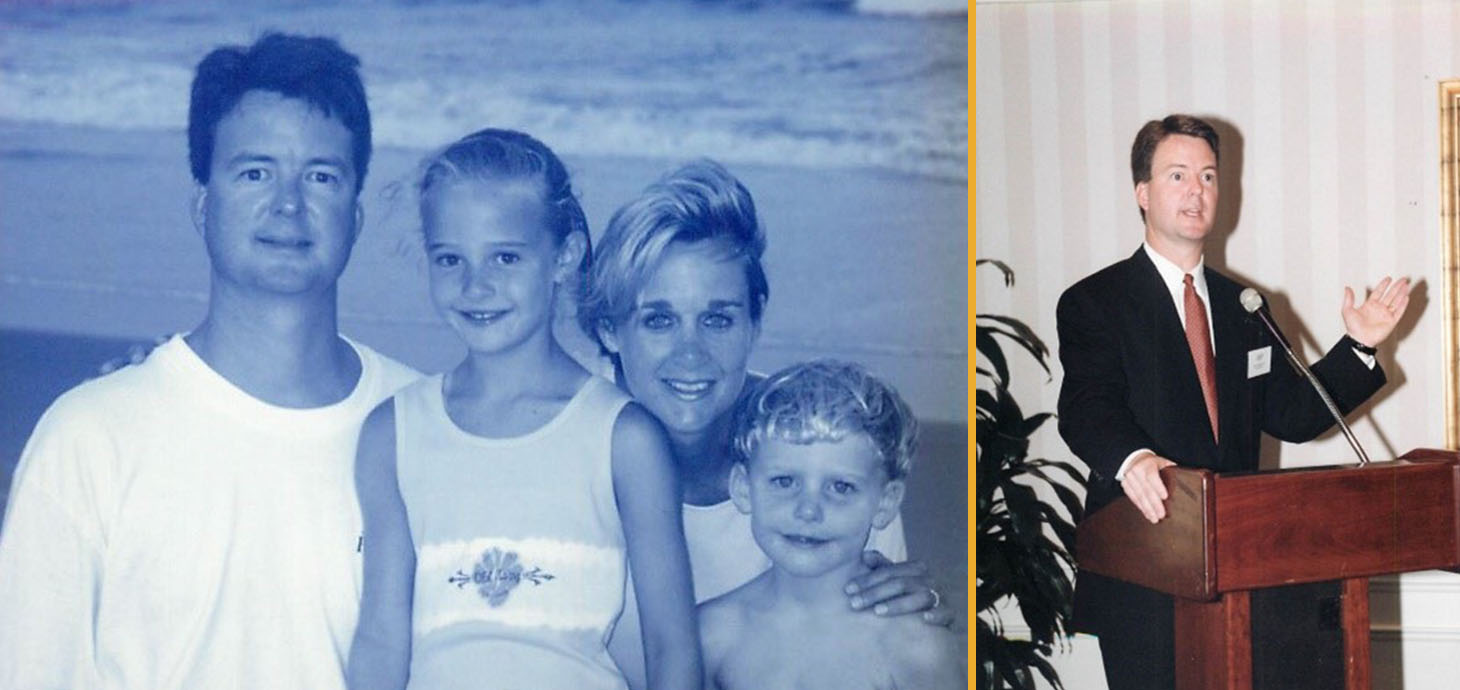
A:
[1192, 116, 1428, 468]
[1205, 115, 1246, 261]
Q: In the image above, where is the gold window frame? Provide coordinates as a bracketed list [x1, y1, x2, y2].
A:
[1443, 79, 1460, 448]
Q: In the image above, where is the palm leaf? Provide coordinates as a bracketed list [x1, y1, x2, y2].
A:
[976, 329, 1010, 385]
[976, 320, 1052, 381]
[976, 258, 1016, 286]
[977, 314, 1051, 371]
[975, 259, 1089, 690]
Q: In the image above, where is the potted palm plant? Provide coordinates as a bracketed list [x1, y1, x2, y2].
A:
[976, 259, 1087, 690]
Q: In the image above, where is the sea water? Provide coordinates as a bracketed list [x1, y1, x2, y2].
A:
[0, 0, 966, 180]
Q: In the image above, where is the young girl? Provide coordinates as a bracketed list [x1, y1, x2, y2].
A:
[346, 129, 700, 690]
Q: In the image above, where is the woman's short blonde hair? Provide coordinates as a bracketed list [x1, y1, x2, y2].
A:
[582, 159, 768, 352]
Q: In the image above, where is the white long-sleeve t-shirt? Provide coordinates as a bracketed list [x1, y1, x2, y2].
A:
[0, 335, 419, 690]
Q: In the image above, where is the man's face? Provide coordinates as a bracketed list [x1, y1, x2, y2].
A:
[194, 90, 361, 297]
[1136, 133, 1218, 257]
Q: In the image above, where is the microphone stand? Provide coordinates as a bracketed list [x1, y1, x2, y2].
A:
[1245, 295, 1373, 466]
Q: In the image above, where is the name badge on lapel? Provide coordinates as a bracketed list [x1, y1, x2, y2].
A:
[1248, 346, 1272, 378]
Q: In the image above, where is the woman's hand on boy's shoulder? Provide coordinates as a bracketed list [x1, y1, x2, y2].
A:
[845, 550, 955, 627]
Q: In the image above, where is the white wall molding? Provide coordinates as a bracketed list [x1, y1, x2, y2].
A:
[1372, 625, 1460, 642]
[1370, 571, 1460, 595]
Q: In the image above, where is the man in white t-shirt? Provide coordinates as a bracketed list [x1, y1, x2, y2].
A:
[0, 33, 418, 689]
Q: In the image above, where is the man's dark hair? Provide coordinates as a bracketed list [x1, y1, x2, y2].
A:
[1130, 114, 1219, 221]
[188, 33, 371, 194]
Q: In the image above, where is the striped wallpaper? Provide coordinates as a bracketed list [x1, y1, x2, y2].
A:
[977, 0, 1460, 472]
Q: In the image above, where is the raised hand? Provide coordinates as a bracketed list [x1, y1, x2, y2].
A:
[1341, 276, 1412, 348]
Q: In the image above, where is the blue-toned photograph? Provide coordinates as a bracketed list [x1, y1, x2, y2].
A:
[0, 1, 967, 687]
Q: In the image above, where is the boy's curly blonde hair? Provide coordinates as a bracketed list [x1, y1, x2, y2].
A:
[733, 360, 918, 480]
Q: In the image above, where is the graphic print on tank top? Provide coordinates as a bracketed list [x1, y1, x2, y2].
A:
[449, 546, 556, 607]
[418, 537, 624, 633]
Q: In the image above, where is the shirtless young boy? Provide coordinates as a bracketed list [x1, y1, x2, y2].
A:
[697, 360, 963, 690]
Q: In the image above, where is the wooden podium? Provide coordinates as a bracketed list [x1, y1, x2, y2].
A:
[1075, 449, 1460, 690]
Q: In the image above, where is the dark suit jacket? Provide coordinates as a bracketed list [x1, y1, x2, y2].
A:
[1055, 248, 1386, 635]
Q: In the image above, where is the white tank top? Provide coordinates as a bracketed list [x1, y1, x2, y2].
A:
[395, 374, 631, 690]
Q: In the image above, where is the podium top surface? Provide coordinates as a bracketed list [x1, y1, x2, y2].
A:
[1075, 451, 1460, 599]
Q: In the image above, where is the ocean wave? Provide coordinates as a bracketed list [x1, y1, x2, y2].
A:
[0, 62, 191, 130]
[0, 0, 966, 179]
[855, 0, 967, 15]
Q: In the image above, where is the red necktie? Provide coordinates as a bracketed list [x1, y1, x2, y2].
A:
[1184, 273, 1219, 442]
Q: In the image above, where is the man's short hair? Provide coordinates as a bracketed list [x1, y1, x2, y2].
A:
[732, 360, 919, 481]
[188, 33, 371, 194]
[1130, 114, 1219, 221]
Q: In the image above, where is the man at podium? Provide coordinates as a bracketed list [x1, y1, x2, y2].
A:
[1055, 113, 1412, 689]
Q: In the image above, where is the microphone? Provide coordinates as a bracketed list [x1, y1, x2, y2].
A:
[1240, 288, 1372, 466]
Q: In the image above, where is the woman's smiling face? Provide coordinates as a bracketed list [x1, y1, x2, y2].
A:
[602, 239, 760, 442]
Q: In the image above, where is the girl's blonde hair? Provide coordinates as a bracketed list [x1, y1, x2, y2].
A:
[419, 128, 591, 288]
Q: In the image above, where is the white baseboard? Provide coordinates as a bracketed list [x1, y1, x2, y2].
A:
[992, 572, 1460, 690]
